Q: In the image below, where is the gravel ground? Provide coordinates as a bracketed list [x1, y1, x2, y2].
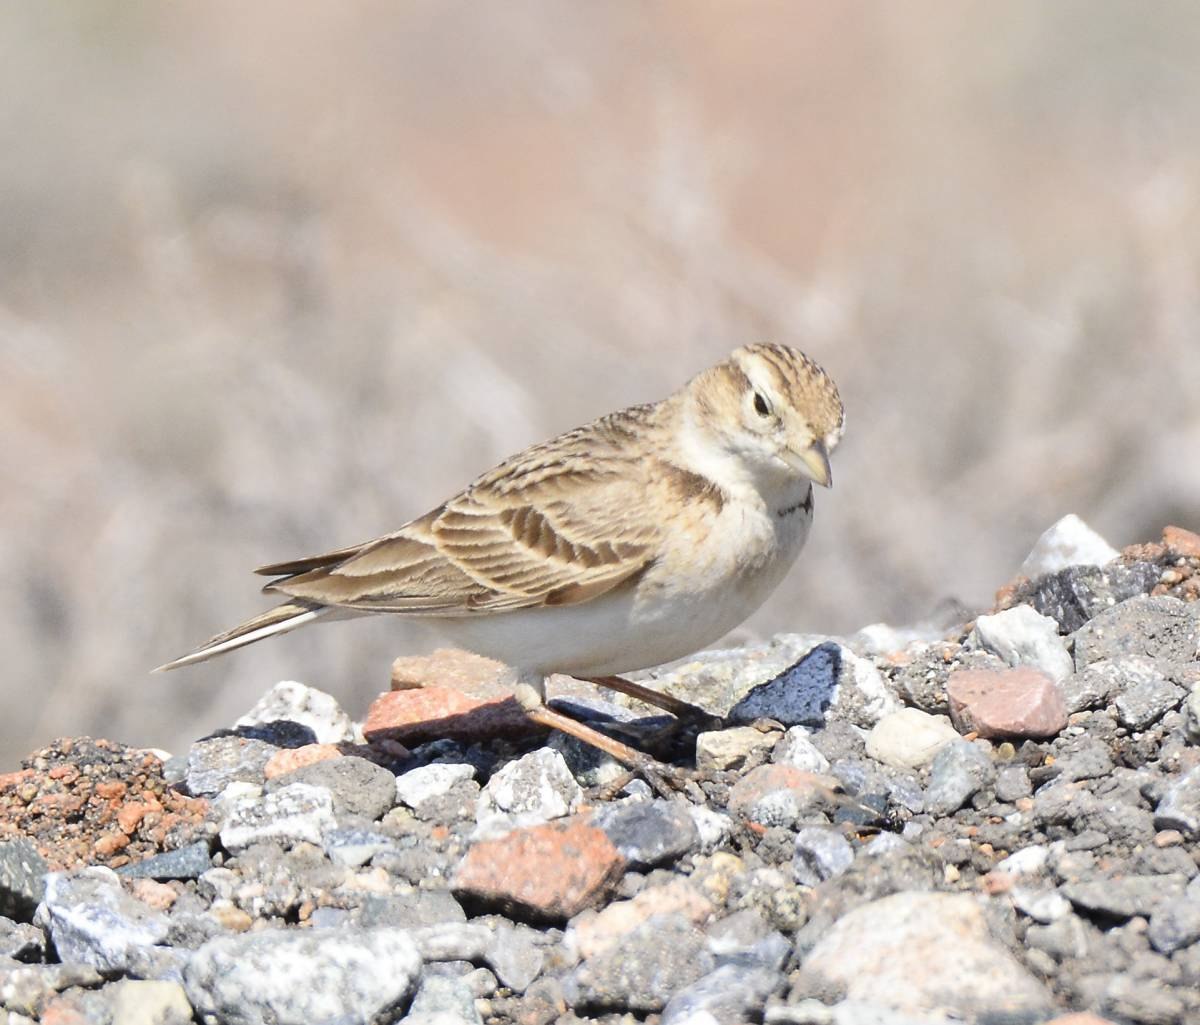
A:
[1, 516, 1198, 1025]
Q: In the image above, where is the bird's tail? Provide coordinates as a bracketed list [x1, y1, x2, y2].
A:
[153, 601, 329, 672]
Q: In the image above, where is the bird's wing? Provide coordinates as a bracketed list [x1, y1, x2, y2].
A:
[261, 407, 667, 615]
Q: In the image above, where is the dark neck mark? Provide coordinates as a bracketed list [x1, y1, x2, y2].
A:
[777, 485, 814, 519]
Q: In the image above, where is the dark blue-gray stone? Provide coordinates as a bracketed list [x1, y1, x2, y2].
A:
[117, 840, 212, 881]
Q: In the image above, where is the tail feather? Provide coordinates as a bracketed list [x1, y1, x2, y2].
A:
[153, 602, 328, 672]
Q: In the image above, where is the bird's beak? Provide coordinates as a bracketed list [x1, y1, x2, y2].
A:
[782, 441, 832, 488]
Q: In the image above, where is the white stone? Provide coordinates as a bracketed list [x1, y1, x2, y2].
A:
[771, 726, 831, 773]
[394, 763, 476, 810]
[1019, 514, 1119, 577]
[475, 749, 581, 838]
[218, 783, 337, 853]
[184, 926, 421, 1025]
[865, 709, 959, 769]
[235, 680, 358, 744]
[967, 606, 1073, 683]
[1010, 886, 1072, 924]
[797, 892, 1054, 1021]
[687, 806, 734, 852]
[995, 844, 1050, 876]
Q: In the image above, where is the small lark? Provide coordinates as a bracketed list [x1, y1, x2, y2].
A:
[158, 344, 844, 780]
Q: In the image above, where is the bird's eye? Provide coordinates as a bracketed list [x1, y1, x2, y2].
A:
[753, 391, 771, 417]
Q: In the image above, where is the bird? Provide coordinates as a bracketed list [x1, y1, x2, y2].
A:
[157, 344, 844, 782]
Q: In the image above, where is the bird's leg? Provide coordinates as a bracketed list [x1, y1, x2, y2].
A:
[581, 675, 722, 730]
[513, 685, 699, 800]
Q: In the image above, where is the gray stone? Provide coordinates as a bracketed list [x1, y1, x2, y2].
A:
[1025, 913, 1092, 961]
[484, 921, 545, 993]
[117, 841, 212, 881]
[728, 642, 899, 729]
[994, 764, 1032, 802]
[792, 828, 854, 887]
[864, 709, 958, 770]
[1062, 874, 1188, 919]
[591, 799, 699, 869]
[793, 891, 1054, 1022]
[218, 782, 337, 853]
[357, 890, 466, 930]
[924, 740, 996, 815]
[1049, 734, 1113, 783]
[184, 926, 421, 1025]
[1020, 562, 1161, 634]
[37, 867, 169, 973]
[967, 605, 1073, 683]
[404, 974, 482, 1025]
[568, 913, 715, 1013]
[1155, 766, 1200, 839]
[270, 756, 397, 821]
[108, 979, 194, 1025]
[186, 735, 277, 797]
[394, 763, 476, 810]
[1061, 664, 1117, 713]
[234, 680, 357, 744]
[660, 964, 780, 1025]
[1112, 665, 1184, 729]
[0, 840, 48, 922]
[0, 918, 45, 961]
[475, 749, 581, 836]
[772, 726, 831, 773]
[1010, 886, 1072, 924]
[1020, 514, 1118, 576]
[1148, 899, 1200, 954]
[1072, 594, 1200, 669]
[1186, 681, 1200, 742]
[687, 806, 734, 852]
[546, 731, 627, 788]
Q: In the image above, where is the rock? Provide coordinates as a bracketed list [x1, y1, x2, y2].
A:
[0, 961, 105, 1018]
[569, 877, 715, 960]
[355, 889, 466, 930]
[1155, 766, 1200, 839]
[694, 727, 777, 772]
[772, 726, 831, 773]
[1020, 514, 1119, 576]
[108, 979, 193, 1025]
[263, 744, 344, 779]
[322, 828, 395, 868]
[117, 841, 212, 881]
[1010, 886, 1072, 924]
[394, 763, 476, 811]
[183, 926, 421, 1025]
[1048, 735, 1113, 783]
[483, 921, 545, 993]
[995, 764, 1032, 802]
[364, 688, 540, 745]
[1148, 898, 1200, 954]
[405, 973, 482, 1025]
[1185, 681, 1200, 742]
[234, 680, 357, 745]
[0, 917, 45, 961]
[726, 765, 839, 829]
[792, 827, 854, 887]
[793, 891, 1055, 1022]
[687, 806, 734, 852]
[1011, 562, 1161, 635]
[967, 605, 1073, 683]
[0, 840, 48, 921]
[864, 709, 958, 769]
[1061, 874, 1187, 919]
[475, 749, 581, 835]
[1112, 666, 1184, 729]
[217, 783, 337, 853]
[269, 756, 397, 821]
[567, 913, 715, 1013]
[1164, 524, 1200, 558]
[660, 964, 780, 1025]
[590, 800, 699, 870]
[925, 740, 996, 815]
[37, 867, 168, 973]
[185, 735, 277, 797]
[1072, 595, 1200, 669]
[452, 816, 624, 922]
[728, 642, 899, 729]
[946, 667, 1068, 739]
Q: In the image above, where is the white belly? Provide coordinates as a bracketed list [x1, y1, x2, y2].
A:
[433, 493, 813, 678]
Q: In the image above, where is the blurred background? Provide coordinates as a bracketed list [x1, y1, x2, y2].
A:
[2, 2, 1198, 765]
